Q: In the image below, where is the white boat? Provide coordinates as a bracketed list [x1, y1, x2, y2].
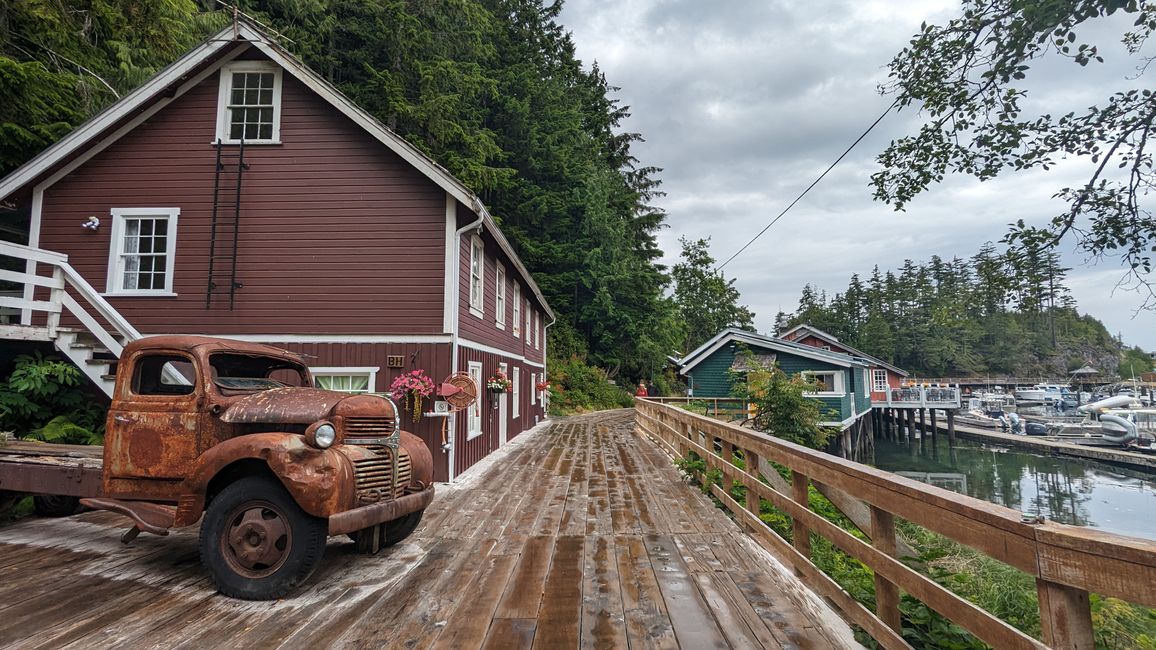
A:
[974, 391, 1017, 413]
[1014, 384, 1064, 404]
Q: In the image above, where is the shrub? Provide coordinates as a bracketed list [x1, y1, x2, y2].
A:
[0, 352, 104, 444]
[546, 355, 633, 415]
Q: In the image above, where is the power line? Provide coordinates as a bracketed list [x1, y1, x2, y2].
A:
[715, 98, 899, 272]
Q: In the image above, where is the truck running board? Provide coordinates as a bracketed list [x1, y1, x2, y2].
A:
[80, 498, 176, 537]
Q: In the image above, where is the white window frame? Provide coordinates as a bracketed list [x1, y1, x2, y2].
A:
[872, 369, 889, 393]
[861, 369, 870, 398]
[512, 284, 522, 337]
[495, 263, 506, 329]
[525, 299, 531, 341]
[469, 235, 485, 318]
[530, 372, 537, 406]
[512, 366, 521, 418]
[467, 361, 483, 439]
[105, 207, 179, 296]
[215, 61, 283, 145]
[801, 370, 844, 396]
[533, 311, 539, 349]
[311, 366, 379, 393]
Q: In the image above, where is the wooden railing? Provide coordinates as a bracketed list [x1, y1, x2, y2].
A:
[644, 396, 747, 420]
[635, 399, 1156, 649]
[0, 240, 140, 355]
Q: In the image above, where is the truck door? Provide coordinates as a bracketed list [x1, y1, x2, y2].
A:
[105, 351, 201, 480]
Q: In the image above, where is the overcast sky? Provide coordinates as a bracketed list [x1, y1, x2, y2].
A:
[556, 0, 1156, 352]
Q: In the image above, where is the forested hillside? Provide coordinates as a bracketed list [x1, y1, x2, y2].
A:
[0, 0, 689, 382]
[778, 242, 1127, 378]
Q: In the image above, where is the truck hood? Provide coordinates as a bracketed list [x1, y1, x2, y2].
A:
[220, 388, 346, 424]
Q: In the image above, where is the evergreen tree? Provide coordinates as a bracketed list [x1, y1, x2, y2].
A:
[671, 237, 754, 354]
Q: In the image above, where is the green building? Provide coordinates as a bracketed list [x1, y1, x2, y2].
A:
[678, 328, 873, 431]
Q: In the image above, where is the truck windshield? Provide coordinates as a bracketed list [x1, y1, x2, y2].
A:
[209, 353, 309, 392]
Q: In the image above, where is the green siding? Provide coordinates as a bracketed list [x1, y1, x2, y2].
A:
[685, 341, 867, 423]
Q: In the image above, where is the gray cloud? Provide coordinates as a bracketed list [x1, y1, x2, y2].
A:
[559, 0, 1156, 350]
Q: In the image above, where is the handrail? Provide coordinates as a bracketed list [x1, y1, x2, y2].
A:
[634, 399, 1156, 649]
[0, 243, 140, 352]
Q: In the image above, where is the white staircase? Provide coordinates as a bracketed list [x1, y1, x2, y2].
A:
[0, 241, 141, 398]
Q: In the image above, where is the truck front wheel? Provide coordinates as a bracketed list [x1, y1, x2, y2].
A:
[200, 476, 327, 600]
[349, 508, 425, 553]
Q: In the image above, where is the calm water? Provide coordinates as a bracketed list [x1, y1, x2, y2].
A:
[872, 437, 1156, 540]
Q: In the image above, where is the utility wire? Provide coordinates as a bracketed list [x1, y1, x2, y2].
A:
[715, 98, 900, 272]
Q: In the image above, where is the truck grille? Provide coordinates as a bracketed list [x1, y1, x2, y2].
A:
[344, 417, 395, 439]
[353, 449, 411, 502]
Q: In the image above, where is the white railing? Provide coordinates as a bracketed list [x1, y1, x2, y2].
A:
[0, 240, 140, 355]
[875, 386, 961, 409]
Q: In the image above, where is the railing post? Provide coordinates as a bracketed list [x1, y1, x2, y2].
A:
[46, 265, 64, 337]
[791, 471, 811, 566]
[869, 506, 902, 633]
[1037, 579, 1094, 649]
[745, 449, 761, 518]
[720, 439, 734, 491]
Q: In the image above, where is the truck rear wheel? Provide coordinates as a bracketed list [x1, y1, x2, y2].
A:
[33, 495, 81, 517]
[200, 475, 327, 600]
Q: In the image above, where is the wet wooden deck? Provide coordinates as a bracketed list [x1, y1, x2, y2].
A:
[0, 410, 854, 649]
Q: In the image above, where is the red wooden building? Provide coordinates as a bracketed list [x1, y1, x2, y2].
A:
[777, 324, 907, 404]
[0, 21, 552, 482]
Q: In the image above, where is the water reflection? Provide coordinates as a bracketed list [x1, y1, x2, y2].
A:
[873, 437, 1156, 540]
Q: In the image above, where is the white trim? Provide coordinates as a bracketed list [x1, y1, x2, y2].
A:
[679, 328, 864, 375]
[443, 196, 457, 333]
[468, 234, 484, 318]
[20, 188, 45, 325]
[512, 366, 521, 419]
[458, 338, 545, 368]
[215, 61, 283, 144]
[154, 333, 452, 344]
[819, 413, 868, 429]
[533, 310, 539, 350]
[801, 370, 844, 396]
[106, 207, 179, 295]
[495, 263, 506, 329]
[466, 361, 483, 440]
[511, 284, 522, 338]
[872, 369, 889, 393]
[530, 372, 537, 406]
[311, 366, 379, 393]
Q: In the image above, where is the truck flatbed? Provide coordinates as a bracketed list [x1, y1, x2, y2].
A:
[0, 440, 103, 497]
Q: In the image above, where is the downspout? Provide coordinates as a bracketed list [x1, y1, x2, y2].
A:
[446, 196, 485, 481]
[543, 312, 556, 418]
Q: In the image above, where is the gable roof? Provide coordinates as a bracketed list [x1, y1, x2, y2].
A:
[777, 324, 908, 377]
[0, 19, 553, 320]
[679, 327, 870, 375]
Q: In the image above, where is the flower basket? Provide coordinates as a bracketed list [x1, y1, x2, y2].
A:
[485, 370, 512, 393]
[389, 369, 435, 422]
[535, 380, 550, 392]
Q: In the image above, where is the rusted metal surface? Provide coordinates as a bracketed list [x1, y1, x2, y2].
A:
[78, 498, 175, 535]
[0, 456, 102, 497]
[327, 486, 435, 536]
[221, 388, 345, 425]
[182, 433, 355, 522]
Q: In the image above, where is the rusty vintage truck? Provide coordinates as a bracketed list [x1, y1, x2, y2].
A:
[0, 336, 435, 600]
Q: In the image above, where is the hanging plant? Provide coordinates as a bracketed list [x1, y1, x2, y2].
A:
[389, 369, 436, 422]
[485, 369, 512, 393]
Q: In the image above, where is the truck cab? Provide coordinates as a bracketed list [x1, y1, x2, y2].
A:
[70, 336, 435, 599]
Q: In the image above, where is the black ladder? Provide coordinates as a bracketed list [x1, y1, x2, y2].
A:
[207, 138, 247, 309]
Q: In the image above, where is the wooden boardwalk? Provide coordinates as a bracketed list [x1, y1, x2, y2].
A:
[0, 410, 854, 649]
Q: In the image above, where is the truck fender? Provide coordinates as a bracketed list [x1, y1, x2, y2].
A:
[176, 433, 356, 527]
[400, 430, 434, 487]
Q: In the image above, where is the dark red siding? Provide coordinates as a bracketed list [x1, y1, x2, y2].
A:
[455, 345, 546, 477]
[455, 229, 546, 365]
[39, 65, 447, 335]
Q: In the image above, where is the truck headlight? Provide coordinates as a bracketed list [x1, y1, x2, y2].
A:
[306, 422, 337, 449]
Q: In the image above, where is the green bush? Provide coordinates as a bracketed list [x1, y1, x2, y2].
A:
[546, 355, 633, 415]
[0, 352, 104, 444]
